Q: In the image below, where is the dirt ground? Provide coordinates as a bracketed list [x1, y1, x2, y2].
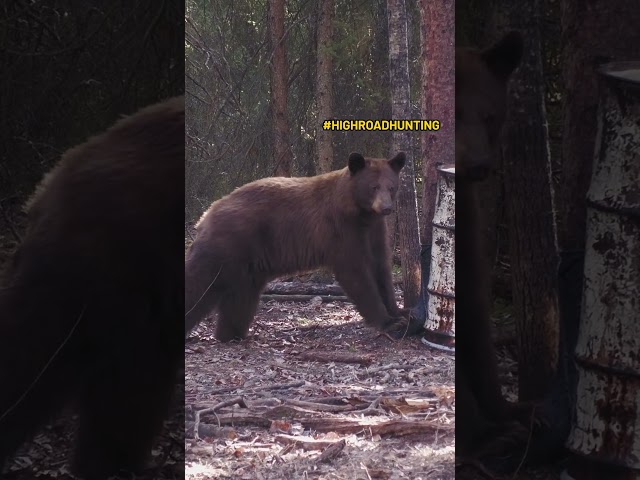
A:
[185, 295, 456, 480]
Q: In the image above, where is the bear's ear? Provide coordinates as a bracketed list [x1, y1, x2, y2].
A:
[389, 152, 406, 173]
[482, 31, 523, 81]
[348, 153, 366, 174]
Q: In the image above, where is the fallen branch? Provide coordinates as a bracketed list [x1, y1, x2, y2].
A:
[274, 434, 341, 451]
[206, 381, 305, 396]
[316, 439, 346, 463]
[307, 418, 452, 437]
[264, 281, 345, 296]
[304, 389, 439, 403]
[261, 294, 349, 303]
[194, 412, 272, 429]
[284, 398, 355, 412]
[359, 396, 384, 416]
[201, 405, 453, 438]
[296, 350, 374, 365]
[185, 422, 237, 439]
[193, 396, 247, 440]
[361, 363, 422, 374]
[259, 381, 306, 391]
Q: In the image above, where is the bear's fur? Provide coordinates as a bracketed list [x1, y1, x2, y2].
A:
[185, 152, 407, 341]
[0, 97, 184, 479]
[455, 32, 533, 455]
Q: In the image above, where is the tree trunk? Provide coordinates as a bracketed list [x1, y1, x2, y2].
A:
[475, 3, 510, 299]
[311, 0, 335, 284]
[500, 0, 560, 401]
[387, 0, 421, 307]
[267, 0, 293, 176]
[420, 0, 454, 247]
[315, 0, 334, 174]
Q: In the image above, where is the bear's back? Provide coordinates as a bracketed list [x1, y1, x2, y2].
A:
[11, 97, 184, 284]
[25, 97, 184, 250]
[191, 168, 353, 274]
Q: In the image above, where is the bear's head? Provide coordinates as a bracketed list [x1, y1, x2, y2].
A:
[348, 152, 405, 215]
[455, 31, 523, 181]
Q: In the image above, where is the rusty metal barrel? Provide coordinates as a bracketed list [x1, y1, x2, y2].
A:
[565, 62, 640, 477]
[422, 164, 455, 350]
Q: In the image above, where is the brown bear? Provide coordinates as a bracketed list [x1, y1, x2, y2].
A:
[0, 97, 184, 480]
[454, 32, 535, 456]
[185, 152, 408, 341]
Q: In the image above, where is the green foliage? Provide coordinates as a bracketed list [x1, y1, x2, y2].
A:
[185, 0, 424, 222]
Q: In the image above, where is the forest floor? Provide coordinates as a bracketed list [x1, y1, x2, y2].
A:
[184, 287, 569, 480]
[184, 289, 456, 480]
[0, 207, 568, 479]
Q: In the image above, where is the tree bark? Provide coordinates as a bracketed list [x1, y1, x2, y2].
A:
[315, 0, 334, 174]
[387, 0, 421, 307]
[501, 0, 560, 400]
[475, 3, 510, 298]
[420, 0, 454, 247]
[267, 0, 293, 176]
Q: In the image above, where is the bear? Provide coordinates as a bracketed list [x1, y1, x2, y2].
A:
[185, 152, 408, 341]
[0, 97, 184, 480]
[454, 31, 536, 457]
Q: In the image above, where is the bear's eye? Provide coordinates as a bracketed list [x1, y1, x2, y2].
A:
[372, 185, 380, 192]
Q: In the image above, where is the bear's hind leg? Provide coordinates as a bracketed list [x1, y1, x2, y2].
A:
[215, 284, 263, 342]
[184, 252, 223, 335]
[0, 287, 79, 471]
[73, 329, 179, 480]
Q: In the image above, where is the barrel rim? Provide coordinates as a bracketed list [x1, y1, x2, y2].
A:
[437, 163, 455, 175]
[598, 61, 640, 86]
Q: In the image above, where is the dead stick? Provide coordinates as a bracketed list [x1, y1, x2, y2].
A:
[297, 351, 373, 365]
[361, 363, 421, 374]
[259, 381, 306, 391]
[316, 439, 346, 463]
[359, 396, 384, 416]
[194, 396, 246, 441]
[207, 380, 305, 395]
[284, 398, 354, 412]
[261, 294, 349, 303]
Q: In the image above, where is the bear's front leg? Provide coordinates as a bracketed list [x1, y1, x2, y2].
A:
[368, 219, 404, 318]
[332, 248, 397, 330]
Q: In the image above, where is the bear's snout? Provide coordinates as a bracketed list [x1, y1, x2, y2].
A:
[371, 193, 394, 215]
